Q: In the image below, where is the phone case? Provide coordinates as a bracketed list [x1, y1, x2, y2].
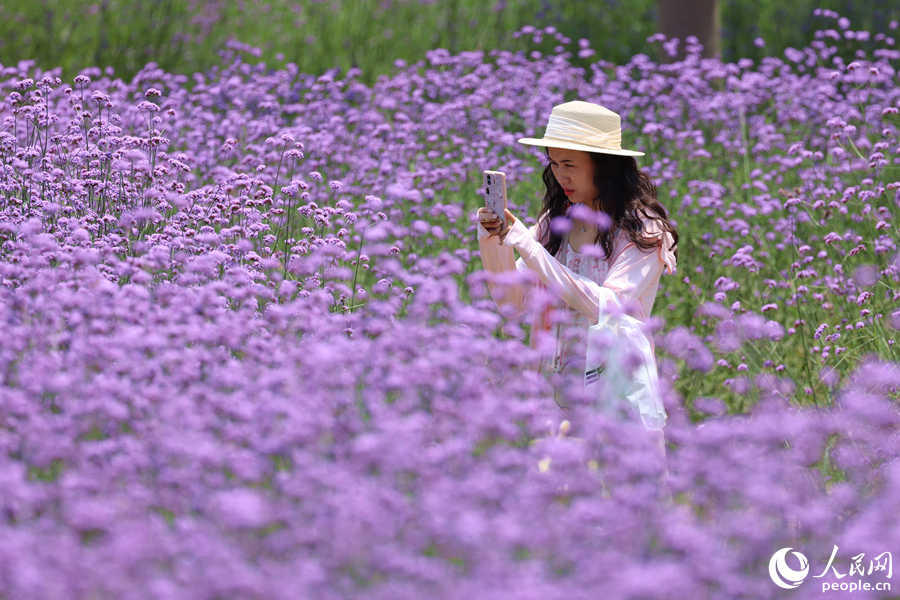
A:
[483, 170, 508, 229]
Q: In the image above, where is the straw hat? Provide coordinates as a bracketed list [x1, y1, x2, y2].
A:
[518, 101, 644, 157]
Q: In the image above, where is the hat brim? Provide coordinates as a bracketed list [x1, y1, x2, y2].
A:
[518, 137, 644, 157]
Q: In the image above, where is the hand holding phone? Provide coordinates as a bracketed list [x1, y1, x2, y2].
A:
[482, 170, 508, 230]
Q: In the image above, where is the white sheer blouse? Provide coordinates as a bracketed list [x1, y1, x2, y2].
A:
[477, 212, 676, 374]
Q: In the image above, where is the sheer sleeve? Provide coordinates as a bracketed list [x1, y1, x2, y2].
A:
[602, 241, 666, 319]
[476, 215, 536, 317]
[504, 217, 676, 321]
[503, 218, 617, 321]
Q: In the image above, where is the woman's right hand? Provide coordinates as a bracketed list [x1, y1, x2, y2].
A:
[479, 206, 518, 241]
[478, 207, 517, 244]
[476, 207, 502, 236]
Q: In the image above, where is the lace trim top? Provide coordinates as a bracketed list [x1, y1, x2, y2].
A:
[477, 211, 676, 373]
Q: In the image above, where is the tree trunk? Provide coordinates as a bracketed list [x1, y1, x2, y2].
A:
[658, 0, 720, 61]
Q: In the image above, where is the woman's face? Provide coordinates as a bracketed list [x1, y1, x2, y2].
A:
[548, 147, 599, 206]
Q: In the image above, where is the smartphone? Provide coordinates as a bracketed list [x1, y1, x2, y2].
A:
[483, 170, 508, 229]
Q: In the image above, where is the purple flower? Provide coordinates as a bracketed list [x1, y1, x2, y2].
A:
[0, 26, 898, 596]
[550, 216, 572, 235]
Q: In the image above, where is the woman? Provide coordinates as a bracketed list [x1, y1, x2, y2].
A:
[476, 101, 677, 431]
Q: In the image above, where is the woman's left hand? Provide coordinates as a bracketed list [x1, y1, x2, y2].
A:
[498, 209, 516, 244]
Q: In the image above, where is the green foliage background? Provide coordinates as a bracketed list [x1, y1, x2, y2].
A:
[1, 0, 898, 83]
[1, 0, 898, 415]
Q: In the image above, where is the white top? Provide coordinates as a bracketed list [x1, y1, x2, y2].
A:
[477, 213, 676, 374]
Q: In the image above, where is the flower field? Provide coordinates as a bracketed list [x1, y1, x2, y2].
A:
[1, 11, 900, 599]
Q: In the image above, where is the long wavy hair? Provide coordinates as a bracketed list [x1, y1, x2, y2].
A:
[537, 149, 679, 261]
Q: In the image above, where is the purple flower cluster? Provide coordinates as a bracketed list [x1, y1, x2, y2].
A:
[0, 16, 898, 599]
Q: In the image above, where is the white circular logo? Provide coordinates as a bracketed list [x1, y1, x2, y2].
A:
[769, 548, 809, 589]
